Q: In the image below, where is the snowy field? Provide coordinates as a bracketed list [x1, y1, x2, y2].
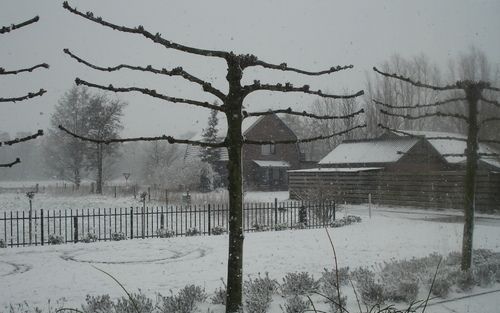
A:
[0, 191, 290, 214]
[1, 206, 500, 313]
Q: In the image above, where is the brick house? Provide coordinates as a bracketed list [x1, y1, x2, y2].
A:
[186, 113, 303, 190]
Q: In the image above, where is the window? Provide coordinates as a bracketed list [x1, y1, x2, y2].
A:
[261, 144, 276, 155]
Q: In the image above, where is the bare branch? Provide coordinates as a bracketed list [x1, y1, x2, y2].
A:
[74, 78, 224, 111]
[0, 158, 21, 168]
[243, 108, 364, 120]
[63, 49, 226, 100]
[250, 61, 354, 76]
[481, 117, 500, 125]
[244, 124, 366, 145]
[480, 96, 500, 108]
[1, 130, 44, 147]
[377, 124, 468, 141]
[0, 63, 49, 75]
[58, 125, 226, 148]
[484, 85, 500, 92]
[373, 97, 465, 109]
[0, 16, 39, 34]
[0, 89, 46, 102]
[380, 109, 469, 122]
[62, 2, 227, 59]
[479, 139, 500, 145]
[441, 153, 499, 157]
[244, 82, 364, 99]
[373, 67, 460, 91]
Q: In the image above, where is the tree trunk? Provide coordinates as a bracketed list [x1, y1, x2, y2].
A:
[461, 85, 480, 271]
[96, 143, 103, 194]
[225, 57, 245, 313]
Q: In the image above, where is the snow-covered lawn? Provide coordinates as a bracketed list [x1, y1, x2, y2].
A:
[1, 207, 500, 313]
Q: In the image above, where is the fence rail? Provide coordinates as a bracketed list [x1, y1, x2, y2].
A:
[0, 200, 335, 248]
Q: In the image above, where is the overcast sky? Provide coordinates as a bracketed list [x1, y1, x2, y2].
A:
[1, 0, 499, 138]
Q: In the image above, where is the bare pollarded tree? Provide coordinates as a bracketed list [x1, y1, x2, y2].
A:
[373, 67, 500, 271]
[1, 16, 47, 168]
[59, 2, 365, 311]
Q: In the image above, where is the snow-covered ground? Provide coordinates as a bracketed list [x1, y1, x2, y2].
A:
[1, 205, 500, 313]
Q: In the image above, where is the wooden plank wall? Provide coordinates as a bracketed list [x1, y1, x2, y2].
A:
[289, 171, 500, 211]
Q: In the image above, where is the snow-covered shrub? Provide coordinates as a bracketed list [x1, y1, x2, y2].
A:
[252, 223, 270, 232]
[321, 267, 350, 292]
[156, 228, 175, 238]
[456, 269, 477, 291]
[0, 238, 6, 248]
[388, 281, 419, 303]
[351, 267, 385, 305]
[211, 285, 226, 305]
[274, 223, 288, 231]
[244, 273, 277, 313]
[327, 293, 347, 313]
[82, 294, 113, 313]
[82, 232, 98, 243]
[291, 222, 307, 229]
[157, 285, 207, 313]
[473, 264, 495, 287]
[111, 232, 126, 241]
[210, 225, 226, 235]
[281, 295, 310, 313]
[280, 272, 319, 296]
[114, 291, 154, 313]
[331, 215, 361, 228]
[431, 277, 452, 298]
[48, 234, 64, 245]
[185, 227, 200, 236]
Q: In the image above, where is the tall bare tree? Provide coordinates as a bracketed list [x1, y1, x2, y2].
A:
[59, 2, 364, 311]
[373, 66, 500, 271]
[365, 54, 443, 136]
[1, 16, 47, 168]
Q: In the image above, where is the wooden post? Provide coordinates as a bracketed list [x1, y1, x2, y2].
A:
[40, 209, 44, 246]
[274, 198, 278, 227]
[114, 186, 117, 198]
[130, 208, 134, 239]
[165, 189, 168, 207]
[208, 204, 212, 235]
[73, 215, 78, 243]
[148, 187, 151, 202]
[368, 193, 372, 219]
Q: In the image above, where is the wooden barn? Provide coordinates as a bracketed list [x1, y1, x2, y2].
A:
[186, 113, 303, 190]
[289, 130, 500, 211]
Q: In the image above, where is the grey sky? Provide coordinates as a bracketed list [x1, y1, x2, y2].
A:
[1, 0, 499, 138]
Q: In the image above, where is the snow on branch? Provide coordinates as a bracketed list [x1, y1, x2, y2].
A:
[62, 2, 227, 59]
[0, 158, 21, 168]
[373, 67, 460, 91]
[0, 89, 46, 102]
[74, 78, 224, 111]
[484, 85, 500, 92]
[63, 49, 226, 100]
[0, 63, 49, 75]
[481, 117, 500, 125]
[243, 108, 364, 120]
[0, 16, 39, 34]
[377, 125, 468, 141]
[250, 61, 353, 76]
[244, 124, 366, 145]
[0, 130, 44, 147]
[480, 96, 500, 108]
[478, 139, 500, 145]
[380, 109, 469, 122]
[58, 125, 226, 148]
[244, 81, 364, 99]
[373, 97, 465, 109]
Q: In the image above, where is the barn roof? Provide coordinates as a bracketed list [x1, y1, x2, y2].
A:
[394, 130, 500, 169]
[318, 137, 419, 165]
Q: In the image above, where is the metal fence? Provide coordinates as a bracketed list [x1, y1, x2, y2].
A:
[0, 200, 335, 248]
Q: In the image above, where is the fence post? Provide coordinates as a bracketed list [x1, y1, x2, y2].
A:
[274, 198, 278, 227]
[114, 186, 117, 198]
[73, 215, 78, 243]
[160, 213, 165, 229]
[40, 209, 44, 246]
[130, 208, 134, 239]
[148, 187, 151, 202]
[333, 200, 336, 221]
[368, 193, 372, 219]
[208, 204, 211, 235]
[165, 189, 168, 207]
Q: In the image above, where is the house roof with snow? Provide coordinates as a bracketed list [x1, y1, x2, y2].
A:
[318, 137, 420, 165]
[392, 130, 500, 170]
